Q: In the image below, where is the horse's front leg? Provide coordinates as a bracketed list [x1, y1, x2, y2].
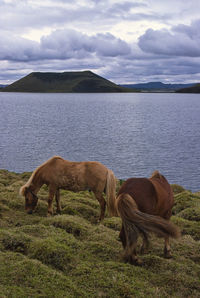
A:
[94, 191, 106, 221]
[55, 189, 61, 214]
[47, 185, 56, 216]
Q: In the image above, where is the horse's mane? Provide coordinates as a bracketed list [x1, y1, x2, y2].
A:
[19, 156, 63, 196]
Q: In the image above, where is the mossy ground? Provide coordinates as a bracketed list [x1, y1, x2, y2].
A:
[0, 170, 200, 297]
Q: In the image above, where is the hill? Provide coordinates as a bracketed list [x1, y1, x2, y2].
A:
[121, 82, 195, 92]
[176, 83, 200, 93]
[0, 84, 7, 91]
[2, 71, 133, 93]
[0, 170, 200, 297]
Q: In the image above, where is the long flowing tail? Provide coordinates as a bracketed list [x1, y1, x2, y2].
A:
[106, 169, 117, 216]
[116, 193, 180, 241]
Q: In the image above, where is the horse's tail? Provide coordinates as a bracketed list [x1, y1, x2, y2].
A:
[106, 169, 117, 216]
[116, 193, 180, 240]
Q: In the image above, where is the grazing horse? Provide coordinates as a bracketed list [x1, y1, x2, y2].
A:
[116, 171, 180, 265]
[19, 156, 116, 220]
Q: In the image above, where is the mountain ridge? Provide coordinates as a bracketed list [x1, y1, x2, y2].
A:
[176, 83, 200, 93]
[2, 73, 199, 93]
[2, 71, 134, 93]
[121, 81, 195, 92]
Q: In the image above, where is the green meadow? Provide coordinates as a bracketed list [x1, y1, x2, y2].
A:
[0, 170, 200, 297]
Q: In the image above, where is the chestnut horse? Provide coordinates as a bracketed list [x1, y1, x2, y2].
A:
[19, 156, 116, 220]
[116, 171, 180, 265]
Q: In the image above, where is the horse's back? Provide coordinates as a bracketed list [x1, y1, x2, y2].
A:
[37, 156, 110, 192]
[83, 161, 108, 190]
[150, 175, 174, 217]
[118, 176, 174, 217]
[118, 178, 157, 214]
[43, 156, 67, 173]
[84, 161, 107, 174]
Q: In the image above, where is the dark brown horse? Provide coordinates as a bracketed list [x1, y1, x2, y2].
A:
[20, 156, 116, 220]
[116, 171, 180, 265]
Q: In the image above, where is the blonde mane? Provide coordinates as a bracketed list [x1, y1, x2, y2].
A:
[19, 156, 62, 196]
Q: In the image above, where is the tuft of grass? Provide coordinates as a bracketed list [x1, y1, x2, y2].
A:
[0, 251, 83, 297]
[62, 202, 99, 222]
[177, 207, 200, 221]
[171, 183, 185, 194]
[28, 238, 77, 271]
[42, 214, 91, 238]
[173, 191, 200, 215]
[172, 216, 200, 240]
[103, 217, 122, 231]
[0, 229, 32, 254]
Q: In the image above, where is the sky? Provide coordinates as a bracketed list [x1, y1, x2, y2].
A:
[1, 0, 200, 84]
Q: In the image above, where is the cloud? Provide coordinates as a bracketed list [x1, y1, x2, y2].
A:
[0, 0, 173, 35]
[173, 19, 200, 39]
[41, 30, 131, 58]
[0, 31, 40, 61]
[138, 19, 200, 57]
[0, 29, 131, 62]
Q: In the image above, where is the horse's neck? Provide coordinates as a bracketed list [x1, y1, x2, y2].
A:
[30, 173, 44, 194]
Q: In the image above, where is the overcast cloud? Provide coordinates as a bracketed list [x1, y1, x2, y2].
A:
[0, 0, 200, 84]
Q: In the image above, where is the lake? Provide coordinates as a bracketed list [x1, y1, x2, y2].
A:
[0, 92, 200, 191]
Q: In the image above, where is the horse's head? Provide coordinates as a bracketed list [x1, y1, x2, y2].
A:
[24, 187, 38, 214]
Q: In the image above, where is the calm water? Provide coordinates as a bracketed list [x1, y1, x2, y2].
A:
[0, 92, 200, 191]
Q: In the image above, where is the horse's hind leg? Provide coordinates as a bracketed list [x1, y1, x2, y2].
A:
[124, 243, 142, 266]
[94, 191, 106, 221]
[55, 189, 61, 214]
[140, 231, 149, 254]
[120, 225, 142, 264]
[164, 211, 172, 258]
[119, 225, 126, 248]
[123, 226, 142, 265]
[164, 236, 172, 258]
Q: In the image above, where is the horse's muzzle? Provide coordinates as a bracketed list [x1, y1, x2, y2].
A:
[27, 210, 33, 214]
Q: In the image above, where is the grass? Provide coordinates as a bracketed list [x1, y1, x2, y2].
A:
[0, 170, 200, 297]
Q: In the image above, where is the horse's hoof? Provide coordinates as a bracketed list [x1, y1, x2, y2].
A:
[97, 217, 104, 223]
[131, 258, 143, 266]
[56, 210, 61, 215]
[164, 249, 172, 258]
[97, 219, 102, 224]
[47, 212, 53, 217]
[140, 247, 149, 255]
[123, 255, 143, 266]
[164, 252, 172, 259]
